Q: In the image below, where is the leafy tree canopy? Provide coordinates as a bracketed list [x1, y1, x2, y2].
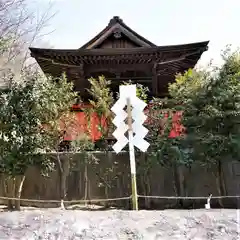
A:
[168, 47, 240, 166]
[0, 71, 77, 176]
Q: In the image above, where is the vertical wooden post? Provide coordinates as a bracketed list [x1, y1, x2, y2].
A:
[152, 63, 158, 96]
[126, 98, 138, 210]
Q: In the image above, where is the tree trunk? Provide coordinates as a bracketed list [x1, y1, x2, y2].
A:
[5, 177, 14, 210]
[140, 168, 151, 209]
[84, 157, 88, 205]
[4, 175, 25, 210]
[104, 185, 109, 208]
[215, 160, 226, 207]
[177, 165, 186, 207]
[142, 154, 151, 209]
[60, 159, 70, 201]
[219, 162, 227, 196]
[172, 165, 180, 208]
[15, 175, 25, 210]
[57, 152, 70, 202]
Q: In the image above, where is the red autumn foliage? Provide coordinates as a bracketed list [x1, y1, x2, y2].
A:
[168, 111, 185, 138]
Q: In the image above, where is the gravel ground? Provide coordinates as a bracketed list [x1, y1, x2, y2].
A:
[0, 208, 239, 239]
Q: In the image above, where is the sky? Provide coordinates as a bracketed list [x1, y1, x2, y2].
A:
[36, 0, 240, 68]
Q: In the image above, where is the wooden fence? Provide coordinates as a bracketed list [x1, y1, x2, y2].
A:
[0, 152, 239, 209]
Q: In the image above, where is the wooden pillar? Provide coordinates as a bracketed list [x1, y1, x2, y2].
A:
[78, 64, 84, 80]
[115, 71, 121, 80]
[152, 63, 158, 96]
[69, 64, 84, 87]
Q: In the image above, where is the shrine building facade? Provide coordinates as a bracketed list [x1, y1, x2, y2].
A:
[29, 16, 209, 143]
[29, 16, 209, 101]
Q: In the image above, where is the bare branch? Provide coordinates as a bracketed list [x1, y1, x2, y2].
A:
[0, 0, 57, 76]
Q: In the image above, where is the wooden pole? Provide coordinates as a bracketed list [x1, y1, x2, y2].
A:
[126, 98, 138, 210]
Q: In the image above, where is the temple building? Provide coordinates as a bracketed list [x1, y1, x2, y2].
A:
[29, 16, 209, 144]
[29, 16, 209, 100]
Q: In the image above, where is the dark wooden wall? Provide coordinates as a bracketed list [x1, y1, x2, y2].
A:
[97, 35, 140, 49]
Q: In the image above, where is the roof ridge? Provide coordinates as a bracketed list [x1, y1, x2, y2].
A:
[108, 16, 123, 26]
[80, 16, 156, 49]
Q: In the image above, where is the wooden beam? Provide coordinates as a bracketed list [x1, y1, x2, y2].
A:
[110, 77, 152, 82]
[85, 63, 152, 75]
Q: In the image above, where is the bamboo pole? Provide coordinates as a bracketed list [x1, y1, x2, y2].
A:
[126, 98, 138, 210]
